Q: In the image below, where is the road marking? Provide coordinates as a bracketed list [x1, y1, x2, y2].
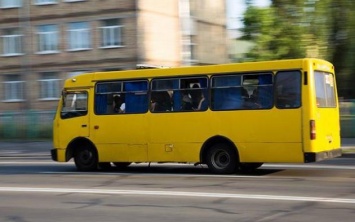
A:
[264, 164, 355, 170]
[0, 187, 354, 204]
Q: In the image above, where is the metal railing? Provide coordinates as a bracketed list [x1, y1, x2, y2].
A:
[0, 111, 55, 140]
[0, 102, 354, 140]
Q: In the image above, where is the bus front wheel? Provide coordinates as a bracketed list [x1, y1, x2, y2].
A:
[74, 145, 98, 171]
[206, 143, 238, 174]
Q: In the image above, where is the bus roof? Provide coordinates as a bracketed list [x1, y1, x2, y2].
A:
[64, 58, 334, 89]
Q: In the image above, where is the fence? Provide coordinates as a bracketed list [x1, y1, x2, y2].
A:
[0, 103, 354, 140]
[340, 100, 355, 138]
[0, 111, 55, 140]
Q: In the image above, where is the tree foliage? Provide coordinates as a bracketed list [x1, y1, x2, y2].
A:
[238, 0, 355, 98]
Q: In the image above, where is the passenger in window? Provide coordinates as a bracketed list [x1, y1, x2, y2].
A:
[189, 84, 201, 108]
[241, 88, 249, 100]
[181, 91, 193, 110]
[192, 92, 207, 111]
[113, 94, 125, 113]
[190, 84, 207, 111]
[151, 91, 172, 112]
[244, 87, 262, 109]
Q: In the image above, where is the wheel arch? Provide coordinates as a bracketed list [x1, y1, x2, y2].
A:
[200, 135, 239, 164]
[65, 137, 97, 162]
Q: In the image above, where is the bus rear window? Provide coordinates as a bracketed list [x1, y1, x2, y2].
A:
[315, 71, 336, 108]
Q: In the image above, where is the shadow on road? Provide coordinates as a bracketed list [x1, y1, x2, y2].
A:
[0, 161, 282, 176]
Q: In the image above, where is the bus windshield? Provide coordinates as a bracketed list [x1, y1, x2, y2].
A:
[60, 91, 88, 119]
[315, 71, 336, 108]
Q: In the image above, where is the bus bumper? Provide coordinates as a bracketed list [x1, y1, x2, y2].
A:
[51, 148, 66, 162]
[304, 148, 342, 163]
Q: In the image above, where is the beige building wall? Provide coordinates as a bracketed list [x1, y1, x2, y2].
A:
[0, 0, 139, 112]
[0, 0, 229, 112]
[137, 0, 182, 67]
[191, 0, 228, 64]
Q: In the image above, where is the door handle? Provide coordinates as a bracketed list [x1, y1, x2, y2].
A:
[81, 124, 87, 128]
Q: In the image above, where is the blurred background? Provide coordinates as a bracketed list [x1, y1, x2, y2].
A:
[0, 0, 354, 140]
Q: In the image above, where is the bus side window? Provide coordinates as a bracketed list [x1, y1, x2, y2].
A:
[211, 75, 243, 110]
[150, 78, 176, 112]
[242, 73, 273, 109]
[275, 71, 301, 108]
[113, 94, 125, 113]
[124, 81, 148, 113]
[180, 78, 208, 111]
[151, 91, 172, 112]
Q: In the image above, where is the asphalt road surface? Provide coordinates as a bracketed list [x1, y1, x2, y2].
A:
[0, 153, 355, 222]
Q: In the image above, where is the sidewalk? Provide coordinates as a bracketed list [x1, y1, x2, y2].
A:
[0, 141, 52, 157]
[341, 138, 355, 150]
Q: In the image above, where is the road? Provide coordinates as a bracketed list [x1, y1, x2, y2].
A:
[1, 148, 355, 222]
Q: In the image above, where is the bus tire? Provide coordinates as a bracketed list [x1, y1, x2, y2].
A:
[206, 143, 238, 174]
[74, 145, 98, 171]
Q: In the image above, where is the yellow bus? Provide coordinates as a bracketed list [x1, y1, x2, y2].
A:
[51, 58, 341, 174]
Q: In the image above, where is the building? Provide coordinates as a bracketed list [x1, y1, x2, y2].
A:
[0, 0, 228, 112]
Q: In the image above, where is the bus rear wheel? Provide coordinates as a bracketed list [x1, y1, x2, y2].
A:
[206, 143, 238, 174]
[74, 145, 98, 171]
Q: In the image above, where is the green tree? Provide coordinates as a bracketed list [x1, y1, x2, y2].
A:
[239, 0, 355, 98]
[240, 0, 306, 61]
[330, 0, 355, 98]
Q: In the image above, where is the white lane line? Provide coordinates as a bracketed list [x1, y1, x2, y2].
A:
[263, 164, 355, 170]
[38, 171, 261, 179]
[0, 187, 354, 204]
[0, 162, 70, 164]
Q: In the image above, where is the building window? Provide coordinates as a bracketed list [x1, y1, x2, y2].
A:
[39, 72, 61, 99]
[67, 22, 90, 51]
[34, 0, 57, 5]
[3, 75, 24, 101]
[1, 28, 23, 56]
[0, 0, 22, 8]
[37, 24, 59, 53]
[182, 37, 197, 65]
[100, 19, 123, 48]
[64, 0, 86, 2]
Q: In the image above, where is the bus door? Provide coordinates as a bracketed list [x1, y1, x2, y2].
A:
[56, 90, 89, 147]
[90, 80, 149, 163]
[270, 71, 303, 162]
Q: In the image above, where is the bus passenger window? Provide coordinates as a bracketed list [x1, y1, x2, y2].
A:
[211, 75, 243, 110]
[180, 79, 208, 111]
[275, 71, 301, 108]
[151, 91, 172, 112]
[124, 81, 148, 113]
[242, 74, 273, 109]
[113, 94, 125, 113]
[181, 90, 193, 111]
[150, 78, 177, 112]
